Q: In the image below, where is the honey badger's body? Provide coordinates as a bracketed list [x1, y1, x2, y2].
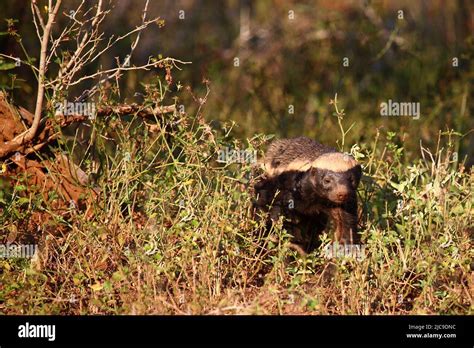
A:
[254, 137, 362, 252]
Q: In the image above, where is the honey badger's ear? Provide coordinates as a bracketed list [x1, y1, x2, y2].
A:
[308, 166, 319, 186]
[353, 165, 362, 185]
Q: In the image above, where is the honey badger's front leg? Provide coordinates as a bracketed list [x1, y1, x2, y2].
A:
[329, 197, 359, 244]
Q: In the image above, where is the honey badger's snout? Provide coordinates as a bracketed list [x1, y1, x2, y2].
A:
[331, 183, 351, 203]
[335, 185, 349, 202]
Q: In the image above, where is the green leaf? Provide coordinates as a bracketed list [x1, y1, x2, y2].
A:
[112, 270, 126, 282]
[90, 282, 103, 291]
[14, 185, 27, 191]
[0, 61, 17, 70]
[17, 197, 30, 205]
[451, 204, 464, 215]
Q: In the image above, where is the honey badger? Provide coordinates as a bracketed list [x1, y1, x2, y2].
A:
[254, 137, 362, 252]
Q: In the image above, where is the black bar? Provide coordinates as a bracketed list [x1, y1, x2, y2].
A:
[0, 315, 471, 346]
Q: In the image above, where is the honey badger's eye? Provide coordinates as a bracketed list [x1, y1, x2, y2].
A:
[323, 178, 332, 185]
[350, 177, 357, 187]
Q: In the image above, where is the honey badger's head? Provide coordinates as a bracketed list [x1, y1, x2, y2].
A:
[297, 153, 362, 205]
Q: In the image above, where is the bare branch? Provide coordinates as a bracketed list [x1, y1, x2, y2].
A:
[97, 103, 176, 117]
[0, 0, 190, 160]
[0, 0, 62, 159]
[31, 1, 45, 39]
[67, 57, 190, 88]
[0, 54, 39, 73]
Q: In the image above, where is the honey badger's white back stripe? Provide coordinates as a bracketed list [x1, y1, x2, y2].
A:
[265, 152, 358, 177]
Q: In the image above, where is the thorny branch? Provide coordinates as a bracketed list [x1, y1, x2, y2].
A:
[0, 0, 191, 160]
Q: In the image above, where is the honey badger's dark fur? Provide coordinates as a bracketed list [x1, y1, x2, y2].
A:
[254, 137, 362, 253]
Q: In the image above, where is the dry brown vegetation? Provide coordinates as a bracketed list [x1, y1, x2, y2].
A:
[0, 0, 472, 315]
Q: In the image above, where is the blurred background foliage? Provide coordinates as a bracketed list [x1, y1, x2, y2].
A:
[0, 0, 473, 164]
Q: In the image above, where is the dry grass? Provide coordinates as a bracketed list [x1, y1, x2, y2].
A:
[0, 87, 472, 315]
